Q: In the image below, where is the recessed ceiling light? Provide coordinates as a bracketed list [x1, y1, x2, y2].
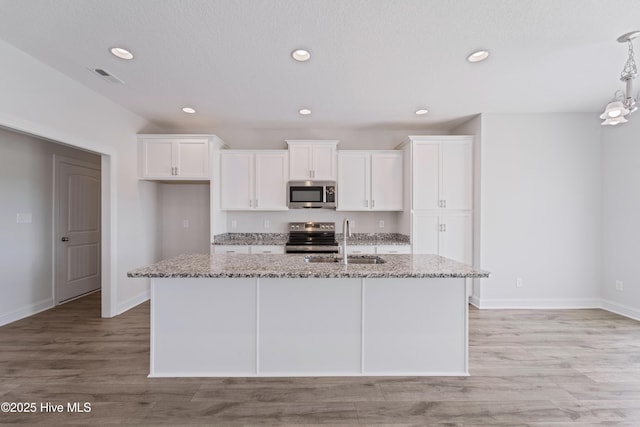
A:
[291, 49, 311, 62]
[415, 109, 429, 115]
[110, 47, 134, 60]
[467, 50, 489, 63]
[182, 107, 196, 114]
[298, 108, 312, 116]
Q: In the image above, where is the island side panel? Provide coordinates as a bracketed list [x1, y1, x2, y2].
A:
[150, 278, 257, 377]
[258, 278, 362, 376]
[363, 277, 468, 375]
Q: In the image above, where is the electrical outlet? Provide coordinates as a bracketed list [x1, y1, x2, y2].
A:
[516, 277, 523, 288]
[379, 220, 385, 228]
[231, 220, 237, 229]
[16, 213, 32, 224]
[182, 219, 189, 228]
[615, 280, 624, 291]
[264, 220, 270, 229]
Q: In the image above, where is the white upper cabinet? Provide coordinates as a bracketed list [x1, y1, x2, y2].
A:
[220, 150, 288, 211]
[139, 135, 211, 180]
[411, 137, 472, 211]
[338, 150, 403, 211]
[286, 140, 338, 180]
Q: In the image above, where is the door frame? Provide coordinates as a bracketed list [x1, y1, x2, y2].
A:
[0, 116, 117, 318]
[53, 155, 102, 305]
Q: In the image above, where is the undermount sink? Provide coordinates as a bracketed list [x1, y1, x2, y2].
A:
[303, 255, 386, 265]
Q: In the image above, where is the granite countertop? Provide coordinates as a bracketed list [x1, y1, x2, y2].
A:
[127, 253, 489, 279]
[212, 233, 410, 246]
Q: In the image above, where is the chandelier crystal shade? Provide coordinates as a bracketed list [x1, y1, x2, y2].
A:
[601, 31, 640, 126]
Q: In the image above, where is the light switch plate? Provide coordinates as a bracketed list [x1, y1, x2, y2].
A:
[16, 213, 32, 224]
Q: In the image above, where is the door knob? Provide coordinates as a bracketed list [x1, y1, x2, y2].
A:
[61, 237, 69, 242]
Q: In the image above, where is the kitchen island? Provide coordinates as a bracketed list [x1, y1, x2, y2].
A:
[128, 253, 488, 377]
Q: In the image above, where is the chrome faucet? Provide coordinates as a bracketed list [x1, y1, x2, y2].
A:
[342, 217, 351, 265]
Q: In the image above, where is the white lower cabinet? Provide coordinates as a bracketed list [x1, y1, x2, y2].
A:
[412, 211, 472, 264]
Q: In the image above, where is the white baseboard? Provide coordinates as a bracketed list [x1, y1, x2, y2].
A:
[469, 295, 481, 308]
[117, 290, 150, 315]
[471, 297, 601, 310]
[600, 299, 640, 321]
[0, 298, 54, 327]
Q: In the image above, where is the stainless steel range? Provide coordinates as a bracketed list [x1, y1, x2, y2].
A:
[285, 222, 339, 254]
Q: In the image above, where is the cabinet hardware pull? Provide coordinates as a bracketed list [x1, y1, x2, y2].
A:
[372, 200, 375, 208]
[61, 236, 69, 242]
[249, 200, 253, 208]
[255, 199, 258, 207]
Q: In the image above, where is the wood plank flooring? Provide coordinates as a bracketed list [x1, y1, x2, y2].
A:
[1, 292, 639, 425]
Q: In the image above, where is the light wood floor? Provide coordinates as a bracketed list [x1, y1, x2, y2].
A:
[1, 293, 639, 425]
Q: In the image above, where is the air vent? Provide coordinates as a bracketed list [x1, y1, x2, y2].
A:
[88, 68, 124, 84]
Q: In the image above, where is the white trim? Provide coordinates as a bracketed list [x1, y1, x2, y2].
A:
[148, 371, 470, 378]
[469, 295, 481, 308]
[116, 289, 150, 314]
[0, 298, 54, 327]
[0, 113, 117, 319]
[601, 299, 640, 321]
[472, 297, 601, 309]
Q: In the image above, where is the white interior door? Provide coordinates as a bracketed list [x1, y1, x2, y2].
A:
[56, 157, 101, 303]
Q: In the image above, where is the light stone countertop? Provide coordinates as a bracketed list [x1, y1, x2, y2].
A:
[127, 253, 489, 279]
[212, 233, 410, 246]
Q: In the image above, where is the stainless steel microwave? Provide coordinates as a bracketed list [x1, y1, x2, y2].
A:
[287, 181, 336, 209]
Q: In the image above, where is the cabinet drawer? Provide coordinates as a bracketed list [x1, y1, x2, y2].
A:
[347, 245, 376, 255]
[213, 245, 251, 254]
[376, 245, 411, 255]
[250, 245, 285, 254]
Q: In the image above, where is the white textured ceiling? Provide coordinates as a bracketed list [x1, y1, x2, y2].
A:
[0, 0, 639, 132]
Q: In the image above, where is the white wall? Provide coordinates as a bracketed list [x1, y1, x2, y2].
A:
[601, 118, 640, 320]
[451, 115, 483, 302]
[0, 38, 158, 320]
[159, 183, 210, 258]
[224, 210, 401, 234]
[477, 113, 602, 308]
[213, 127, 445, 150]
[0, 128, 101, 324]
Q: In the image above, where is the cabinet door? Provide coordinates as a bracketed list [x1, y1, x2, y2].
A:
[338, 152, 370, 211]
[255, 152, 288, 210]
[441, 141, 472, 210]
[220, 152, 254, 210]
[412, 142, 440, 210]
[440, 213, 472, 264]
[411, 212, 440, 255]
[141, 139, 174, 178]
[312, 144, 337, 180]
[176, 139, 209, 178]
[289, 144, 313, 180]
[371, 152, 403, 211]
